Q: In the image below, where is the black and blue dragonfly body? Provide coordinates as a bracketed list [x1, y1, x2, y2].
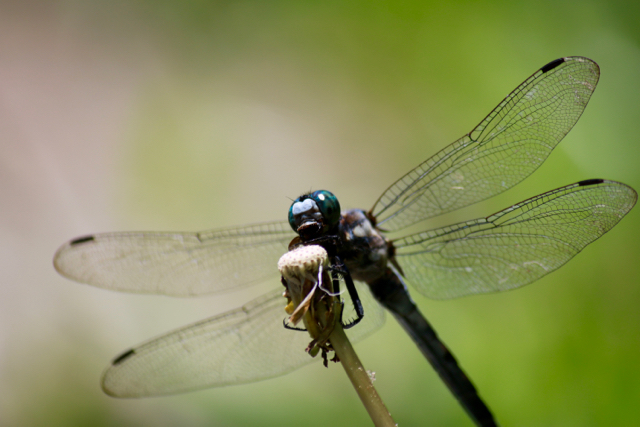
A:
[54, 57, 636, 427]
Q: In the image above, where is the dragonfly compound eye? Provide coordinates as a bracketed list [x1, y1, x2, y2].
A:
[310, 190, 341, 227]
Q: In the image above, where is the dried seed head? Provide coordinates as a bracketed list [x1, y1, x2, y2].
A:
[278, 245, 329, 284]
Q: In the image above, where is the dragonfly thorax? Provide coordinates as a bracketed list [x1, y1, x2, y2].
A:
[338, 209, 391, 284]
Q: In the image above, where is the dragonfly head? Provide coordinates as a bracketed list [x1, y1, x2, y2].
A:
[288, 190, 341, 239]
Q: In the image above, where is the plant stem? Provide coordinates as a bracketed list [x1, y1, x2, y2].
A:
[329, 310, 396, 427]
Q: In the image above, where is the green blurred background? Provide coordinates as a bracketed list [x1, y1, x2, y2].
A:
[2, 0, 640, 425]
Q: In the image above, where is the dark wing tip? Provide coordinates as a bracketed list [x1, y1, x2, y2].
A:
[540, 57, 566, 73]
[578, 178, 605, 186]
[70, 235, 95, 245]
[112, 348, 136, 365]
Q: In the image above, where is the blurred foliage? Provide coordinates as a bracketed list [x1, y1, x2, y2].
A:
[5, 0, 640, 426]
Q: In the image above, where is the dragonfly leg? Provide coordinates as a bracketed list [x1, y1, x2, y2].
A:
[331, 255, 364, 329]
[283, 318, 308, 332]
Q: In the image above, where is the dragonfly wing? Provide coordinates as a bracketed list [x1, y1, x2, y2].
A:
[102, 288, 311, 397]
[54, 221, 294, 296]
[372, 57, 600, 231]
[102, 283, 386, 397]
[393, 180, 636, 299]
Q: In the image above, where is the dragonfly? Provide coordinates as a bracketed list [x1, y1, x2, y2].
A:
[54, 56, 636, 427]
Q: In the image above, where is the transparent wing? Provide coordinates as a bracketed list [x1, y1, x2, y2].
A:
[372, 57, 600, 231]
[101, 282, 385, 397]
[393, 180, 636, 300]
[54, 221, 294, 296]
